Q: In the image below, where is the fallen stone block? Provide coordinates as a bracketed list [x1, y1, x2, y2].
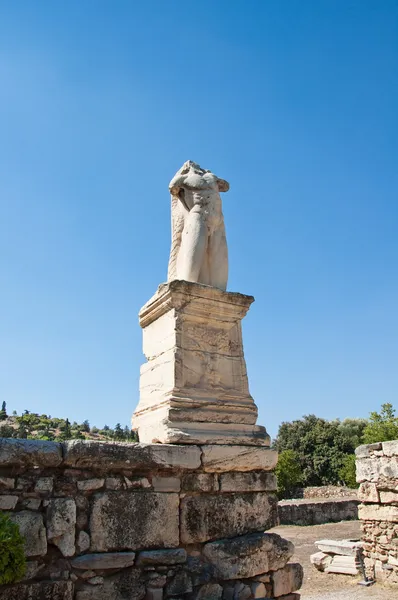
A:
[315, 539, 362, 556]
[310, 551, 332, 572]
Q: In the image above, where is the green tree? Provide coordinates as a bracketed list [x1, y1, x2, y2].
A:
[113, 423, 124, 441]
[81, 420, 90, 433]
[338, 454, 358, 488]
[0, 401, 7, 421]
[0, 424, 16, 438]
[275, 450, 303, 499]
[274, 415, 356, 487]
[15, 413, 40, 439]
[337, 418, 367, 451]
[0, 513, 26, 584]
[57, 418, 72, 441]
[362, 403, 398, 444]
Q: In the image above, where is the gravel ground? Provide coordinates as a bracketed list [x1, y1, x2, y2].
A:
[269, 521, 392, 600]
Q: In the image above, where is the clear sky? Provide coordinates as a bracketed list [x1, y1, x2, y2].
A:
[0, 1, 397, 438]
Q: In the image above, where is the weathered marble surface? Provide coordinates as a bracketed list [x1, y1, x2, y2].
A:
[168, 161, 229, 291]
[132, 280, 269, 445]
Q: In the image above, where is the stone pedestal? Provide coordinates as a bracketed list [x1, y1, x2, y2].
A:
[132, 280, 269, 445]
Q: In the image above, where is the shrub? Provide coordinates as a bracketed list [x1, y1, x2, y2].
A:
[275, 449, 303, 499]
[0, 513, 26, 584]
[338, 454, 358, 488]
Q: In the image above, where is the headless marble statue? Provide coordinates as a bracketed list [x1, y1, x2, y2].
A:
[167, 161, 229, 291]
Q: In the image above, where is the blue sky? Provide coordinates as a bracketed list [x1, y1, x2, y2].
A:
[0, 1, 397, 438]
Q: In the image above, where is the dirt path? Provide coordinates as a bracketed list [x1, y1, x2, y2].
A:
[269, 521, 392, 600]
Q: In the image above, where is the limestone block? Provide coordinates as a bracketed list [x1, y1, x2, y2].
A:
[382, 441, 398, 457]
[90, 491, 179, 551]
[201, 445, 277, 472]
[0, 581, 73, 600]
[152, 476, 181, 492]
[0, 495, 18, 509]
[379, 490, 398, 504]
[186, 555, 216, 586]
[105, 477, 124, 490]
[0, 477, 15, 489]
[219, 472, 277, 492]
[76, 569, 145, 600]
[22, 498, 41, 510]
[234, 583, 251, 599]
[46, 498, 76, 557]
[136, 549, 187, 566]
[147, 573, 167, 588]
[250, 582, 266, 598]
[87, 577, 103, 585]
[358, 482, 380, 503]
[124, 476, 151, 489]
[9, 511, 47, 557]
[356, 456, 398, 483]
[325, 554, 358, 575]
[77, 531, 91, 553]
[77, 479, 105, 491]
[194, 583, 223, 599]
[72, 552, 136, 570]
[181, 492, 278, 543]
[34, 477, 54, 493]
[182, 473, 219, 492]
[272, 563, 303, 597]
[310, 551, 332, 571]
[63, 440, 201, 471]
[359, 504, 398, 522]
[355, 443, 382, 458]
[315, 539, 362, 556]
[165, 571, 193, 596]
[202, 532, 294, 579]
[0, 438, 62, 468]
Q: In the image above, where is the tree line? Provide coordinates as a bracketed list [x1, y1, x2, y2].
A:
[274, 403, 398, 498]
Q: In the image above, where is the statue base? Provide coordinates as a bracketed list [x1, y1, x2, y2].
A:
[132, 280, 270, 445]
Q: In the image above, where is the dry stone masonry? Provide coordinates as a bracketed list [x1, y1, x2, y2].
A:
[356, 440, 398, 587]
[0, 438, 302, 599]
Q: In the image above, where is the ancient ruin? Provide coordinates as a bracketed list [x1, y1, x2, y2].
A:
[0, 162, 303, 599]
[356, 440, 398, 587]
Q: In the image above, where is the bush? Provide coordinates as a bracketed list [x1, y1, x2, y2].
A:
[275, 449, 303, 499]
[338, 454, 358, 488]
[362, 403, 398, 444]
[0, 513, 26, 584]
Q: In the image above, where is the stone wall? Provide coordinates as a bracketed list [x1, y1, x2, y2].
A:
[290, 486, 358, 500]
[356, 440, 398, 587]
[278, 498, 359, 526]
[0, 439, 302, 600]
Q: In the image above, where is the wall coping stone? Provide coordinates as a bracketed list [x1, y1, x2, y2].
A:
[63, 440, 202, 471]
[0, 438, 62, 468]
[0, 438, 280, 473]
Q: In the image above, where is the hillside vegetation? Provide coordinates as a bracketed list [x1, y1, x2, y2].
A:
[0, 402, 137, 443]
